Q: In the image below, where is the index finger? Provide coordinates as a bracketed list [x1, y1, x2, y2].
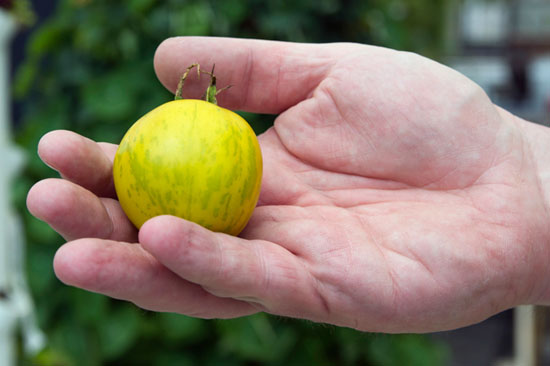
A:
[38, 130, 117, 198]
[153, 37, 334, 114]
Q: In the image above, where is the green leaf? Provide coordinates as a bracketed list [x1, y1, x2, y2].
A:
[157, 313, 208, 344]
[216, 314, 296, 363]
[25, 215, 60, 245]
[214, 0, 248, 23]
[169, 3, 212, 36]
[118, 29, 139, 59]
[97, 304, 141, 360]
[366, 334, 449, 366]
[72, 290, 109, 326]
[128, 0, 157, 14]
[27, 345, 74, 366]
[81, 71, 136, 122]
[13, 58, 38, 98]
[28, 21, 65, 57]
[50, 319, 96, 366]
[285, 335, 331, 366]
[26, 241, 57, 295]
[155, 351, 196, 366]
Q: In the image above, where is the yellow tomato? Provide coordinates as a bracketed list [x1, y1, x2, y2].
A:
[113, 99, 262, 236]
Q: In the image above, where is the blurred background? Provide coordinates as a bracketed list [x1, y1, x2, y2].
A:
[1, 0, 549, 365]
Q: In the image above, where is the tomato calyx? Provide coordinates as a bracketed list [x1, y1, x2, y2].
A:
[174, 63, 231, 105]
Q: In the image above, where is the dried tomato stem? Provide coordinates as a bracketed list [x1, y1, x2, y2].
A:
[174, 63, 200, 100]
[174, 63, 231, 105]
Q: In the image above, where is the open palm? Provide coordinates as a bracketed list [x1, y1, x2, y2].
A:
[28, 37, 550, 333]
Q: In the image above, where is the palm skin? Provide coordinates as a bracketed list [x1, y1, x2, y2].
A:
[27, 38, 550, 333]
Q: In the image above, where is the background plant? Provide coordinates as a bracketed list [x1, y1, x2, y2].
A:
[14, 0, 449, 365]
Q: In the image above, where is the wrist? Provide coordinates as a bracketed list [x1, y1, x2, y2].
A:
[512, 111, 550, 304]
[518, 119, 550, 216]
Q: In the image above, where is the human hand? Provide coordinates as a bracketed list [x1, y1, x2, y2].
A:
[27, 37, 550, 333]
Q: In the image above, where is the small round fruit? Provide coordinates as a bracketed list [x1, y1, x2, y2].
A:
[113, 99, 262, 236]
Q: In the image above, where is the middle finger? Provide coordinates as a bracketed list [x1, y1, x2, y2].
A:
[27, 178, 138, 242]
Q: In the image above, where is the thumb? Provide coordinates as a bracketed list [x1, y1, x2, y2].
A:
[153, 36, 333, 114]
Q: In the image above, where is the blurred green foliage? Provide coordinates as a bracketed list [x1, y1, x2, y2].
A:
[14, 0, 449, 365]
[1, 0, 36, 26]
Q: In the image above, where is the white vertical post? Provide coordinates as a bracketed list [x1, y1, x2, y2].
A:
[0, 8, 45, 365]
[514, 305, 537, 366]
[0, 8, 18, 366]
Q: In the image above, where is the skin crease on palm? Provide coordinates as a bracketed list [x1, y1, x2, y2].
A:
[26, 37, 550, 333]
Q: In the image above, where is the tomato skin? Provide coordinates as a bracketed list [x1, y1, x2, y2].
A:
[113, 99, 262, 236]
